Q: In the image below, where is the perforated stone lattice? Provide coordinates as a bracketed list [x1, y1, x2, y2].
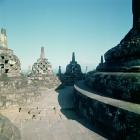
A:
[0, 50, 21, 76]
[32, 58, 53, 75]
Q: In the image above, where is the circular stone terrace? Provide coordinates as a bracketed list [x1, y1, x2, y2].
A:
[0, 86, 106, 140]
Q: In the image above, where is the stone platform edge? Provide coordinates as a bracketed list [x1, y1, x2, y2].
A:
[74, 81, 140, 115]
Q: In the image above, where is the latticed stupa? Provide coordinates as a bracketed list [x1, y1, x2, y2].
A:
[58, 52, 84, 85]
[30, 47, 60, 87]
[31, 47, 53, 79]
[65, 52, 83, 81]
[0, 28, 21, 77]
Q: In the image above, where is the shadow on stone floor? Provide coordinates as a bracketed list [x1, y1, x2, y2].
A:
[0, 114, 21, 140]
[56, 85, 108, 139]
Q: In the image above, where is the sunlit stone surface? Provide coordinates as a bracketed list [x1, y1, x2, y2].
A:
[0, 87, 106, 140]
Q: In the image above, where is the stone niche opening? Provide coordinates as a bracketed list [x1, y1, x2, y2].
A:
[5, 60, 8, 64]
[1, 64, 4, 68]
[1, 56, 4, 59]
[5, 69, 9, 73]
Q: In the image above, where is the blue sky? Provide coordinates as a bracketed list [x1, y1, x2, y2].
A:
[0, 0, 132, 72]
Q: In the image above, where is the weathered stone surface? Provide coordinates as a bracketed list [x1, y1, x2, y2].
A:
[132, 0, 140, 28]
[85, 72, 140, 103]
[0, 114, 21, 140]
[0, 86, 106, 140]
[0, 28, 7, 48]
[102, 29, 140, 71]
[74, 84, 140, 140]
[0, 76, 40, 109]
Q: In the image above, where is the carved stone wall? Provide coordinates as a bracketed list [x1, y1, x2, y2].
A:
[74, 89, 140, 140]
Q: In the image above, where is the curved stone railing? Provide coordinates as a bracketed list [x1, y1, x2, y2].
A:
[74, 84, 140, 115]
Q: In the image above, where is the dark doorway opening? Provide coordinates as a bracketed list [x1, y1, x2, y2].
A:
[5, 60, 8, 64]
[1, 56, 4, 59]
[1, 64, 4, 68]
[5, 69, 9, 73]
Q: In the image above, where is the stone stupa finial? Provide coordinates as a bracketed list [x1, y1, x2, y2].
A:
[101, 55, 104, 64]
[58, 66, 62, 78]
[58, 66, 61, 75]
[72, 52, 75, 62]
[40, 46, 45, 59]
[1, 28, 6, 36]
[132, 0, 140, 28]
[0, 28, 7, 48]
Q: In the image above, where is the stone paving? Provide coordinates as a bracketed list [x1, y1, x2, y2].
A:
[0, 86, 106, 140]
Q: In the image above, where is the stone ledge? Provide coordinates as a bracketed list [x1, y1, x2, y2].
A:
[74, 82, 140, 115]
